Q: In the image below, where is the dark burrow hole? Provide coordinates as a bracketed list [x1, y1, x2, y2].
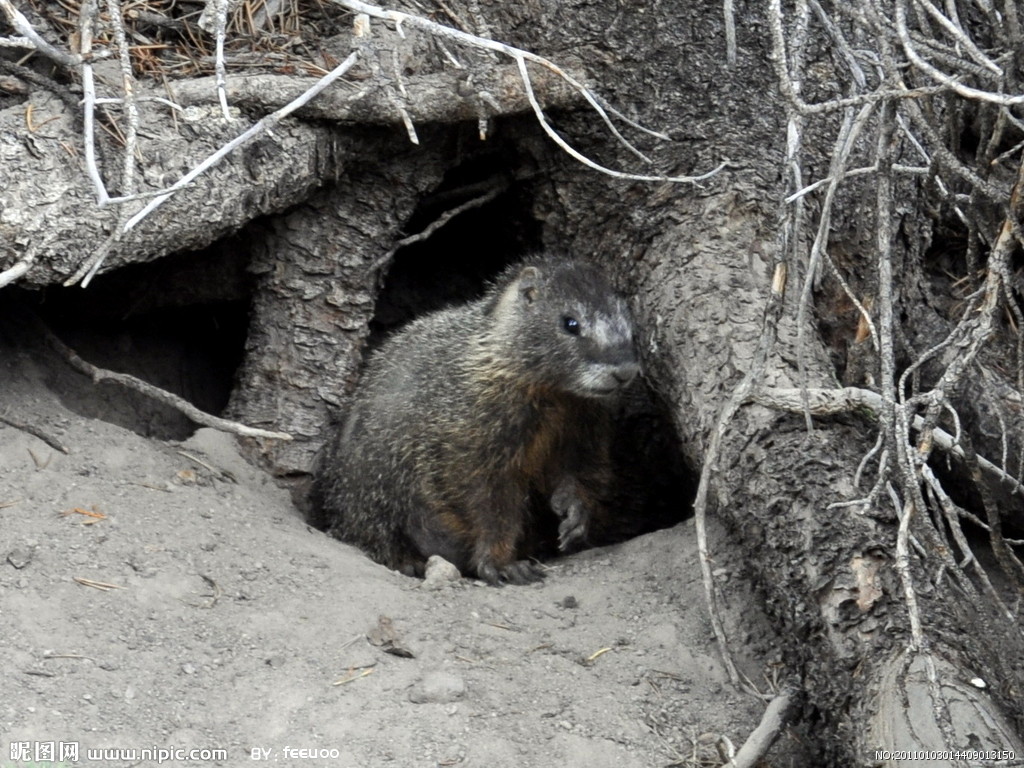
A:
[5, 141, 694, 545]
[12, 239, 253, 441]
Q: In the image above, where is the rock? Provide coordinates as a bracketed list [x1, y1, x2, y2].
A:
[408, 670, 465, 704]
[422, 555, 461, 590]
[7, 548, 32, 569]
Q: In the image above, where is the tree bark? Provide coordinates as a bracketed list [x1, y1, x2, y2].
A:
[226, 135, 447, 477]
[3, 0, 1024, 761]
[491, 0, 1024, 760]
[0, 33, 576, 287]
[0, 90, 343, 285]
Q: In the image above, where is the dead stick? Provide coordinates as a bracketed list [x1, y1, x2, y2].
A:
[0, 414, 69, 453]
[718, 685, 798, 768]
[36, 318, 292, 441]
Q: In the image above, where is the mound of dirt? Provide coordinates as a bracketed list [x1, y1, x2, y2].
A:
[1, 331, 799, 767]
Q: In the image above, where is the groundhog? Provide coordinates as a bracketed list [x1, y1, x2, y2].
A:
[311, 256, 639, 585]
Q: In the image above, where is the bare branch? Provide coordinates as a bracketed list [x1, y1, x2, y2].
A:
[212, 0, 232, 119]
[333, 0, 723, 184]
[123, 53, 359, 233]
[38, 316, 292, 441]
[105, 0, 140, 205]
[716, 684, 799, 768]
[0, 413, 69, 454]
[79, 0, 109, 206]
[0, 255, 35, 289]
[0, 0, 81, 67]
[753, 386, 1024, 497]
[375, 183, 505, 272]
[723, 0, 737, 66]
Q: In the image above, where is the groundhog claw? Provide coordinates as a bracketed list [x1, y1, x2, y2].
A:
[552, 478, 588, 551]
[558, 515, 587, 552]
[478, 560, 546, 586]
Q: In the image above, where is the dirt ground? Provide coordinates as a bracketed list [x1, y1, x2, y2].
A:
[1, 328, 802, 768]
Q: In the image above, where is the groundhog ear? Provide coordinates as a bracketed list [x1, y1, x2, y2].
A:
[517, 265, 542, 304]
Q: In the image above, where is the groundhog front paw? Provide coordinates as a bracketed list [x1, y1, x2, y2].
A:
[477, 560, 546, 586]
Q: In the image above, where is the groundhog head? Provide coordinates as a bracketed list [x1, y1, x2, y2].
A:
[488, 258, 640, 399]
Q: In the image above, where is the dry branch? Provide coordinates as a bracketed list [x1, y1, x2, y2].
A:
[170, 64, 581, 124]
[0, 414, 70, 454]
[718, 684, 798, 768]
[753, 386, 1024, 497]
[32, 313, 292, 441]
[0, 0, 81, 67]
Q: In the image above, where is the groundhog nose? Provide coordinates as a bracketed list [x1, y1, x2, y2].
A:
[613, 362, 640, 386]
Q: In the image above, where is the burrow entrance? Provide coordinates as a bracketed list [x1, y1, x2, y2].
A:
[6, 134, 694, 543]
[11, 239, 252, 441]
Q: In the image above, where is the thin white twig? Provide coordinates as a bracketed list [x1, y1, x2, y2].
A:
[590, 97, 669, 140]
[106, 0, 140, 198]
[784, 163, 927, 203]
[0, 255, 35, 288]
[517, 55, 726, 184]
[723, 0, 737, 66]
[214, 0, 231, 119]
[333, 0, 716, 183]
[853, 432, 886, 490]
[0, 35, 32, 48]
[393, 97, 419, 144]
[376, 183, 505, 271]
[892, 493, 925, 650]
[95, 96, 185, 112]
[79, 0, 109, 206]
[0, 0, 81, 67]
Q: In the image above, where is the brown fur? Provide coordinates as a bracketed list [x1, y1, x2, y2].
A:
[311, 257, 638, 584]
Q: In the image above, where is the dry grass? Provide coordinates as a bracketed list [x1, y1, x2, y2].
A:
[24, 0, 358, 80]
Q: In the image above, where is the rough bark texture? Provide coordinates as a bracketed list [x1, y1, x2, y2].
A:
[0, 90, 344, 285]
[226, 131, 448, 477]
[477, 0, 1024, 760]
[4, 0, 1024, 762]
[0, 27, 576, 287]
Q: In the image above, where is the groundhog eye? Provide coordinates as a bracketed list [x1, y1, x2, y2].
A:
[562, 315, 581, 336]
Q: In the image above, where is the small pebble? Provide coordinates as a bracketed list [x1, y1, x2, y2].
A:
[408, 671, 465, 704]
[422, 555, 461, 590]
[7, 549, 32, 569]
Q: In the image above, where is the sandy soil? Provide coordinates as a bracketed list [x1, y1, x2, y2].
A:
[1, 330, 801, 768]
